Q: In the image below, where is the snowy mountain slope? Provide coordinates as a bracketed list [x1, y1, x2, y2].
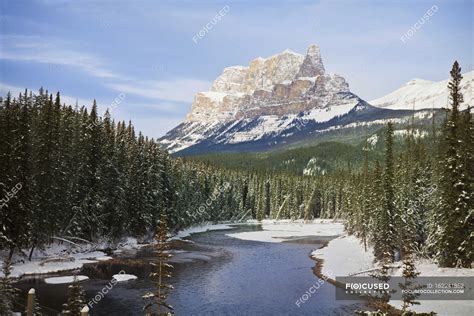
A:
[172, 104, 435, 156]
[160, 44, 382, 154]
[370, 70, 473, 110]
[159, 44, 447, 155]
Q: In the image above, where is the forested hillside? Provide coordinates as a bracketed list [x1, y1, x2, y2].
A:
[343, 62, 472, 268]
[1, 63, 472, 269]
[185, 123, 440, 177]
[0, 90, 348, 260]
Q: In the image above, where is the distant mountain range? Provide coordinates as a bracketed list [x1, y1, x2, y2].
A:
[370, 71, 473, 110]
[159, 44, 472, 155]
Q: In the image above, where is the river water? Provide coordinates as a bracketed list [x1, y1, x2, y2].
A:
[15, 224, 366, 315]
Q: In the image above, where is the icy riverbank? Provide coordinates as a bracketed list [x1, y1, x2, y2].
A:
[226, 219, 344, 242]
[171, 223, 234, 240]
[0, 242, 112, 278]
[0, 223, 235, 278]
[312, 235, 474, 316]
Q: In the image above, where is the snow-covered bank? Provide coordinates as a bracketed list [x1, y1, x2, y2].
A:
[0, 249, 110, 279]
[172, 223, 235, 240]
[312, 234, 474, 316]
[45, 275, 89, 284]
[312, 235, 375, 276]
[112, 273, 137, 282]
[226, 219, 344, 243]
[1, 224, 235, 278]
[0, 242, 114, 278]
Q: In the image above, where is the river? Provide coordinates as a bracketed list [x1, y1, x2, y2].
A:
[15, 224, 367, 315]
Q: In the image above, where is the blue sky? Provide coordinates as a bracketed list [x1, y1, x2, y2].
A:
[0, 0, 472, 138]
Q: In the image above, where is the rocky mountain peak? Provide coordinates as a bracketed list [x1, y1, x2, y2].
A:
[297, 44, 325, 77]
[186, 44, 351, 123]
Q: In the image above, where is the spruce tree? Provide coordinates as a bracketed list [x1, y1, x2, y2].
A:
[359, 136, 371, 251]
[399, 252, 421, 313]
[375, 122, 396, 262]
[31, 91, 59, 250]
[256, 181, 265, 221]
[304, 187, 318, 222]
[264, 179, 271, 218]
[433, 61, 472, 267]
[63, 275, 86, 315]
[0, 259, 19, 314]
[143, 213, 174, 315]
[369, 264, 392, 314]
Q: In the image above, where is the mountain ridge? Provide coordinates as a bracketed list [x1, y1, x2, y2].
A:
[370, 70, 473, 110]
[159, 45, 462, 155]
[160, 44, 375, 153]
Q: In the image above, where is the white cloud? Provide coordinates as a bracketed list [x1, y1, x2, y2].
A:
[0, 35, 210, 104]
[0, 35, 125, 79]
[107, 79, 212, 103]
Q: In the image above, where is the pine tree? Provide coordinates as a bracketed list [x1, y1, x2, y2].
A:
[0, 259, 19, 314]
[359, 135, 372, 251]
[458, 102, 473, 267]
[374, 122, 396, 262]
[369, 264, 392, 314]
[264, 179, 271, 218]
[143, 213, 174, 315]
[31, 91, 59, 251]
[369, 161, 383, 246]
[399, 252, 421, 313]
[63, 275, 86, 315]
[1, 92, 32, 259]
[304, 187, 318, 222]
[433, 61, 472, 267]
[256, 181, 265, 221]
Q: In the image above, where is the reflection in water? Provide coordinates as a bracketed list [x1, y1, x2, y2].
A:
[15, 224, 365, 315]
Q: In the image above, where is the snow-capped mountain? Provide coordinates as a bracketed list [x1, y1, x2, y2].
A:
[370, 71, 473, 110]
[159, 44, 432, 155]
[184, 44, 354, 124]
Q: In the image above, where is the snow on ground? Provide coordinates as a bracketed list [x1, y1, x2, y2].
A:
[391, 258, 474, 315]
[44, 275, 89, 284]
[312, 234, 474, 316]
[1, 250, 110, 278]
[112, 273, 137, 282]
[0, 241, 113, 278]
[227, 219, 344, 243]
[390, 297, 473, 315]
[172, 223, 235, 240]
[116, 237, 148, 250]
[311, 234, 375, 276]
[1, 225, 234, 278]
